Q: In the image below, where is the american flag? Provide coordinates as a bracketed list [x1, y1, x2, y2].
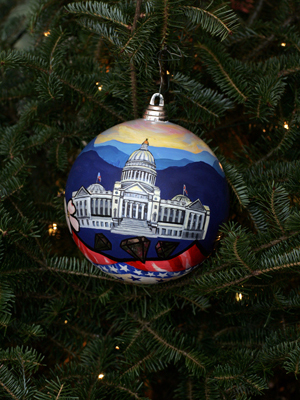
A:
[97, 172, 101, 182]
[183, 184, 188, 196]
[96, 262, 197, 284]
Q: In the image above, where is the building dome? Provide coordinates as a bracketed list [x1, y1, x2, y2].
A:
[120, 139, 157, 190]
[128, 139, 155, 166]
[172, 194, 191, 205]
[87, 183, 105, 194]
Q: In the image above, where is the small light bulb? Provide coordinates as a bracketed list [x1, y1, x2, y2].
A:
[263, 129, 266, 132]
[44, 31, 51, 37]
[48, 223, 58, 236]
[98, 85, 103, 91]
[281, 42, 286, 47]
[64, 320, 68, 324]
[115, 346, 120, 350]
[98, 373, 104, 379]
[166, 70, 170, 75]
[236, 293, 243, 301]
[284, 122, 289, 129]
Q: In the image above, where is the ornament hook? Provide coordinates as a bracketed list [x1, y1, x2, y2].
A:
[150, 93, 164, 107]
[143, 93, 167, 122]
[157, 45, 182, 95]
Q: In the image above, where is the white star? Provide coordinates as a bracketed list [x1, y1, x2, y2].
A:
[134, 269, 143, 275]
[119, 265, 129, 272]
[158, 273, 168, 277]
[110, 266, 118, 273]
[147, 272, 155, 276]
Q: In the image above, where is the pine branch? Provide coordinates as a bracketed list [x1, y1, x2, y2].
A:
[247, 0, 265, 27]
[121, 351, 156, 376]
[233, 236, 253, 272]
[184, 4, 239, 40]
[141, 323, 207, 375]
[197, 42, 247, 102]
[65, 2, 130, 29]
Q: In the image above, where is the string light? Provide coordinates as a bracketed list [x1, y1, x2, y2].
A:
[64, 320, 68, 324]
[48, 223, 58, 236]
[98, 373, 105, 379]
[235, 293, 243, 301]
[281, 42, 286, 47]
[106, 66, 110, 73]
[57, 188, 65, 197]
[283, 122, 289, 129]
[96, 82, 103, 91]
[165, 70, 173, 77]
[263, 129, 266, 133]
[44, 31, 51, 37]
[115, 346, 120, 350]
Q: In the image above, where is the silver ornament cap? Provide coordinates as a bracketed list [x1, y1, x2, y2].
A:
[143, 93, 168, 122]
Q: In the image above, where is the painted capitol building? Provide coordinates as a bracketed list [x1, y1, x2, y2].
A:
[72, 140, 210, 240]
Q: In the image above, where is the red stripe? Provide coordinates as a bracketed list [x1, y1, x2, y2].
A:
[73, 232, 206, 272]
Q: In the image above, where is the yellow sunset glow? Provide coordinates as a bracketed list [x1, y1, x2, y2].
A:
[94, 120, 213, 155]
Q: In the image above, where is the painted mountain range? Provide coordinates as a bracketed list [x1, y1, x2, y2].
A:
[79, 138, 225, 177]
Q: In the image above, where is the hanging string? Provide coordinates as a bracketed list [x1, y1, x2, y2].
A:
[157, 45, 182, 95]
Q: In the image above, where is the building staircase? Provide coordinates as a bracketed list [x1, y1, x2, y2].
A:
[111, 218, 156, 236]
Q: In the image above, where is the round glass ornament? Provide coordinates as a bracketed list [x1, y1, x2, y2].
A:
[65, 94, 229, 284]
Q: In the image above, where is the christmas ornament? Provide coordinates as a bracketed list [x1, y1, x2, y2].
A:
[65, 94, 229, 284]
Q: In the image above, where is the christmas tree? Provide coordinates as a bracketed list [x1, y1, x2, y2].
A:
[1, 0, 300, 398]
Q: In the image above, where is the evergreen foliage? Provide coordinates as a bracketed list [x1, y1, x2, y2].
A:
[1, 0, 300, 398]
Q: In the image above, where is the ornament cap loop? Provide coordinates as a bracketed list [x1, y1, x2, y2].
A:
[150, 93, 164, 107]
[144, 93, 168, 122]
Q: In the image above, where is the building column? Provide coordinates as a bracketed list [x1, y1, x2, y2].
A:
[178, 210, 182, 224]
[129, 202, 133, 218]
[119, 198, 123, 218]
[200, 214, 204, 230]
[184, 211, 190, 229]
[190, 213, 195, 229]
[167, 208, 171, 222]
[172, 209, 176, 223]
[135, 202, 139, 219]
[195, 214, 200, 231]
[123, 200, 127, 217]
[125, 200, 129, 217]
[161, 206, 166, 221]
[141, 203, 146, 220]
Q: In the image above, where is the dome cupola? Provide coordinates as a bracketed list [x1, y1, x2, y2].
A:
[120, 139, 157, 191]
[87, 183, 105, 194]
